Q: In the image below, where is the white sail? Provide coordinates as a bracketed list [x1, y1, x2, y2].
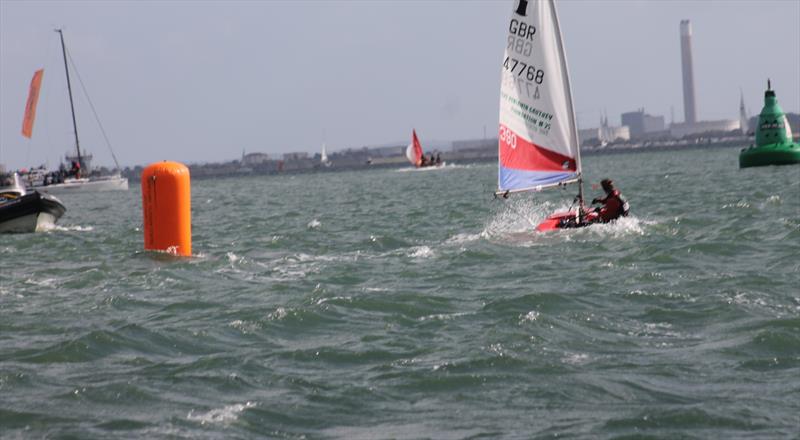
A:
[498, 0, 581, 194]
[321, 143, 328, 163]
[405, 143, 416, 165]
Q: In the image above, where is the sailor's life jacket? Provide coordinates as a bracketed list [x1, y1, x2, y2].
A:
[597, 189, 629, 222]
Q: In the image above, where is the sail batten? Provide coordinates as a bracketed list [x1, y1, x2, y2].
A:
[494, 177, 580, 196]
[498, 0, 581, 194]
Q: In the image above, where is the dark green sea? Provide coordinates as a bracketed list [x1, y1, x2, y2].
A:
[2, 147, 798, 439]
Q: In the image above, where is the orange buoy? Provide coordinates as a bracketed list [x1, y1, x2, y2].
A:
[141, 161, 191, 256]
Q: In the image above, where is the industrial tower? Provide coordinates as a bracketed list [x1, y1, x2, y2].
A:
[680, 20, 697, 124]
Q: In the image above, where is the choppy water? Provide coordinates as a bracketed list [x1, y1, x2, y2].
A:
[2, 147, 799, 439]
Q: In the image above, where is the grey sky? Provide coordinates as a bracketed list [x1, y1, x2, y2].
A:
[1, 0, 798, 170]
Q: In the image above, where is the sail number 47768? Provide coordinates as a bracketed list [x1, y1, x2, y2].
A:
[503, 56, 544, 84]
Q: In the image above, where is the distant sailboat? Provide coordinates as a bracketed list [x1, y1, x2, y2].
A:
[23, 29, 128, 194]
[739, 90, 749, 135]
[496, 0, 595, 230]
[405, 130, 424, 167]
[405, 130, 443, 169]
[320, 143, 332, 167]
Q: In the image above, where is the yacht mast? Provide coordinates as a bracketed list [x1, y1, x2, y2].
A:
[56, 29, 83, 168]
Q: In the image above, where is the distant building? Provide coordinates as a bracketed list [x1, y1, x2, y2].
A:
[670, 119, 740, 138]
[579, 127, 630, 145]
[579, 115, 630, 145]
[578, 128, 601, 145]
[282, 152, 309, 161]
[452, 138, 494, 152]
[366, 145, 405, 158]
[600, 115, 630, 142]
[604, 126, 631, 142]
[622, 109, 665, 138]
[241, 152, 270, 165]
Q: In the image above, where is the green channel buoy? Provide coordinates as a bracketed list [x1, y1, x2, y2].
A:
[739, 80, 800, 168]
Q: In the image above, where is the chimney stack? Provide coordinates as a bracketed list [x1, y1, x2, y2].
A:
[680, 20, 697, 124]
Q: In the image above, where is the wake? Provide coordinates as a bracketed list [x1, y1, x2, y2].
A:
[482, 197, 652, 242]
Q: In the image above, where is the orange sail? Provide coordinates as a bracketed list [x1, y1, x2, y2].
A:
[22, 69, 44, 138]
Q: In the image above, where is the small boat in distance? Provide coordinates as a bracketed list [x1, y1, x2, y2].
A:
[21, 29, 128, 194]
[405, 130, 444, 169]
[495, 0, 592, 231]
[0, 173, 66, 233]
[320, 143, 332, 167]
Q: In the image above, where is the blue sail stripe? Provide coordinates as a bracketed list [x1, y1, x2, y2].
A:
[498, 166, 576, 192]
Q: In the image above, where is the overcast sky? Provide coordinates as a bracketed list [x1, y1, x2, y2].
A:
[1, 0, 798, 169]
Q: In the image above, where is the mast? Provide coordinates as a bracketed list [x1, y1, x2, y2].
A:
[549, 0, 584, 211]
[56, 28, 83, 169]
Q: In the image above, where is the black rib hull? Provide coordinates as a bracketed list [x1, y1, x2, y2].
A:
[0, 192, 66, 233]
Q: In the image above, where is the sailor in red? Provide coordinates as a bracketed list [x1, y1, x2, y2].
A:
[70, 161, 81, 179]
[591, 179, 629, 223]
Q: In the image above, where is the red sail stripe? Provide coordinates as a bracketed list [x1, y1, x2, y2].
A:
[499, 124, 576, 172]
[412, 129, 423, 166]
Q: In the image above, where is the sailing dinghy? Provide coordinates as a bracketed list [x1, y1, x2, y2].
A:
[496, 0, 594, 231]
[405, 130, 444, 169]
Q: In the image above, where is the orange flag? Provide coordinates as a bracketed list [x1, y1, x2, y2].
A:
[22, 69, 44, 138]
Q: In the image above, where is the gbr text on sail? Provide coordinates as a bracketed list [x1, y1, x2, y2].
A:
[504, 18, 546, 100]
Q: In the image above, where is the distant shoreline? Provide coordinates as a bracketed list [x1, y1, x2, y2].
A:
[118, 136, 753, 182]
[582, 137, 750, 156]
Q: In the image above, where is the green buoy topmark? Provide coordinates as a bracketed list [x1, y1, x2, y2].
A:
[739, 80, 800, 168]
